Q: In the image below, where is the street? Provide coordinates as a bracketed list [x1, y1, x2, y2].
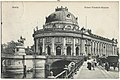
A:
[74, 61, 119, 79]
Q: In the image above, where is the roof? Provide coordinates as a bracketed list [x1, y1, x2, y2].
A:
[45, 6, 78, 25]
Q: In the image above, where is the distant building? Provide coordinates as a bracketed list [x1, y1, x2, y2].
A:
[33, 6, 118, 57]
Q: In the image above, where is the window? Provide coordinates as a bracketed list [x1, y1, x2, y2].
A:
[67, 14, 70, 18]
[39, 38, 43, 43]
[46, 37, 51, 43]
[53, 14, 56, 18]
[55, 37, 62, 43]
[16, 48, 19, 51]
[66, 37, 72, 43]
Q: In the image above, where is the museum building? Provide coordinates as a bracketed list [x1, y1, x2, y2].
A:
[33, 6, 118, 57]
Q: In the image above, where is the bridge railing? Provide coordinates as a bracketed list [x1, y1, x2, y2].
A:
[48, 57, 84, 79]
[55, 70, 66, 78]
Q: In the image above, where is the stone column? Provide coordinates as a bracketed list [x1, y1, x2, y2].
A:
[95, 41, 97, 56]
[103, 43, 105, 55]
[79, 45, 81, 56]
[42, 38, 45, 55]
[88, 40, 91, 55]
[101, 43, 103, 56]
[80, 38, 86, 56]
[92, 41, 94, 56]
[112, 44, 115, 55]
[34, 39, 36, 53]
[101, 43, 103, 55]
[106, 44, 107, 56]
[79, 39, 82, 55]
[97, 42, 99, 56]
[73, 38, 76, 56]
[51, 37, 55, 55]
[104, 43, 106, 55]
[99, 43, 101, 56]
[107, 44, 109, 56]
[36, 38, 39, 53]
[63, 37, 66, 55]
[95, 42, 98, 55]
[94, 41, 96, 56]
[110, 44, 112, 55]
[91, 41, 93, 56]
[108, 44, 110, 56]
[108, 44, 109, 55]
[115, 45, 117, 55]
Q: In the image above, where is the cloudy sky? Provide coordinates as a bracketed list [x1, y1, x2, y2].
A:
[2, 1, 119, 47]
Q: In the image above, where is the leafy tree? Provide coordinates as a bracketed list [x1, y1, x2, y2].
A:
[1, 41, 22, 54]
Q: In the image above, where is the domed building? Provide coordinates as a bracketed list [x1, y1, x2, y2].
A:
[33, 6, 118, 57]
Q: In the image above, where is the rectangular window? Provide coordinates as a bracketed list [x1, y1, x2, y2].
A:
[46, 37, 51, 43]
[55, 37, 62, 43]
[66, 37, 72, 43]
[39, 38, 43, 43]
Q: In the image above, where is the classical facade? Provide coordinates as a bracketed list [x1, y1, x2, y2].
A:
[33, 6, 118, 57]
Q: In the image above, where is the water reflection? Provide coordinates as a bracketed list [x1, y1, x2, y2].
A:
[2, 69, 45, 79]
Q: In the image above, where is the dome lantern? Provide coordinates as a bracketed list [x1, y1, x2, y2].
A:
[55, 6, 68, 11]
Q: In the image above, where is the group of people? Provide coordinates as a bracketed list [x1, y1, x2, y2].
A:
[87, 58, 97, 70]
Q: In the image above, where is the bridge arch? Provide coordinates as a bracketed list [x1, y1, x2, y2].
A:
[50, 60, 71, 76]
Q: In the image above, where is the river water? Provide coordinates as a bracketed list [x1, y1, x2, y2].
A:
[1, 70, 45, 79]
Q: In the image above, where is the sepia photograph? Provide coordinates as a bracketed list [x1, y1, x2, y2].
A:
[1, 1, 119, 79]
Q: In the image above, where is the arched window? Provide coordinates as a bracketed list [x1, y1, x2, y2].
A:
[47, 46, 51, 55]
[56, 46, 61, 55]
[76, 47, 79, 56]
[39, 46, 42, 55]
[67, 46, 71, 55]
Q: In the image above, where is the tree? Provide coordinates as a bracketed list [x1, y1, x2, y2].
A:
[2, 41, 22, 54]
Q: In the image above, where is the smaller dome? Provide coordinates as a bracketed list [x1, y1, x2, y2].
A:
[45, 6, 78, 25]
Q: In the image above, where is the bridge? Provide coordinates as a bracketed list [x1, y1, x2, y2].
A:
[1, 54, 84, 78]
[45, 55, 84, 78]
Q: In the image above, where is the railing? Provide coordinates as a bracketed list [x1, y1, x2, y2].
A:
[48, 58, 84, 79]
[55, 70, 66, 78]
[66, 60, 83, 78]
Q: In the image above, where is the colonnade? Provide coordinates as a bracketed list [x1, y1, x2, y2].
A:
[84, 39, 117, 57]
[35, 37, 117, 56]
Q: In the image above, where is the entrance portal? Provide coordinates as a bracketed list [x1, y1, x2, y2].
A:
[56, 46, 61, 55]
[67, 46, 71, 55]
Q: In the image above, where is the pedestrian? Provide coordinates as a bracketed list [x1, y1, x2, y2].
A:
[87, 59, 92, 70]
[91, 59, 96, 70]
[105, 62, 109, 71]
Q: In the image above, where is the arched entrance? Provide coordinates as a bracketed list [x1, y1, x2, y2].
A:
[56, 46, 61, 55]
[39, 46, 42, 55]
[76, 47, 79, 56]
[47, 46, 51, 55]
[67, 46, 71, 55]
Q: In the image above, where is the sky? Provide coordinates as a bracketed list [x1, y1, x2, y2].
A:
[2, 1, 119, 47]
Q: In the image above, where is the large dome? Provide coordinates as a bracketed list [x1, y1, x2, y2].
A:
[45, 6, 78, 25]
